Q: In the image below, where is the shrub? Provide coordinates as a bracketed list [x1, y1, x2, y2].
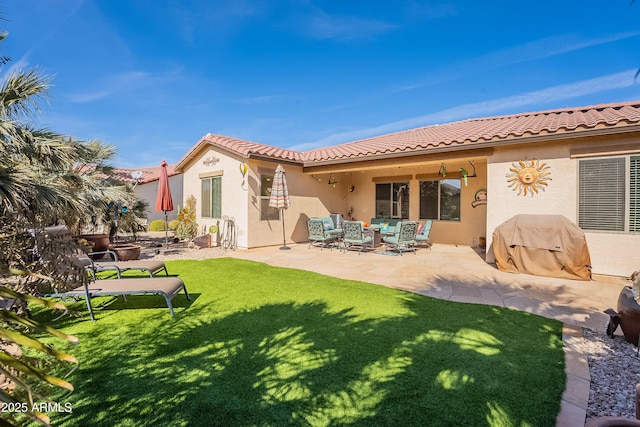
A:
[168, 219, 179, 230]
[149, 219, 166, 231]
[175, 195, 198, 241]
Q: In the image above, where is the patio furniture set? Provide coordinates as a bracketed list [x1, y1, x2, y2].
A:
[307, 215, 432, 255]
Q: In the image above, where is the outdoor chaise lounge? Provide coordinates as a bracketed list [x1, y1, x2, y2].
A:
[86, 250, 169, 278]
[50, 257, 190, 321]
[62, 275, 190, 321]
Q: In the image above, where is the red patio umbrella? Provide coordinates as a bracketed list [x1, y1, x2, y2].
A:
[155, 160, 174, 248]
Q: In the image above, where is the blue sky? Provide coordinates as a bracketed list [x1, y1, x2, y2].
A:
[5, 1, 640, 168]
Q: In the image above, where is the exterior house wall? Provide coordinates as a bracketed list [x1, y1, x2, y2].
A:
[135, 174, 184, 222]
[180, 150, 349, 249]
[182, 147, 249, 248]
[487, 142, 576, 248]
[247, 161, 349, 248]
[486, 138, 640, 277]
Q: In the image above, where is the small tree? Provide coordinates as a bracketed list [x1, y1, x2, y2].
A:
[175, 195, 198, 241]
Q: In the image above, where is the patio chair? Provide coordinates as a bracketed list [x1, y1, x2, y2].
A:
[383, 221, 419, 255]
[341, 221, 373, 254]
[415, 220, 433, 249]
[85, 250, 169, 278]
[307, 218, 338, 249]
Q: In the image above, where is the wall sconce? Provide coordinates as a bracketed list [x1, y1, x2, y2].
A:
[328, 174, 338, 187]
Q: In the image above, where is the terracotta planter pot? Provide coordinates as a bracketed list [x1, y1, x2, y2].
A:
[109, 244, 141, 261]
[81, 233, 110, 255]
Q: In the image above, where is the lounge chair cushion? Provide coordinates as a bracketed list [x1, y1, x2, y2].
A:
[321, 217, 334, 230]
[62, 276, 190, 321]
[67, 277, 186, 300]
[94, 260, 167, 277]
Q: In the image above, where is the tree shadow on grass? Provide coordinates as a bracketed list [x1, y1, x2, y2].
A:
[52, 293, 564, 427]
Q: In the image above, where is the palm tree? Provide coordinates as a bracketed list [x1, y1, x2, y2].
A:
[0, 25, 122, 427]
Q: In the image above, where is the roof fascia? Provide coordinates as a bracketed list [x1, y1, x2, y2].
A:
[303, 147, 493, 174]
[246, 154, 303, 167]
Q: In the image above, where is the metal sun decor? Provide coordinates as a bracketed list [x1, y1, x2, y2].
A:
[506, 159, 552, 196]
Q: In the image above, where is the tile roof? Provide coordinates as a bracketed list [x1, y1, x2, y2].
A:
[302, 101, 640, 163]
[176, 100, 640, 170]
[176, 133, 303, 169]
[111, 164, 179, 185]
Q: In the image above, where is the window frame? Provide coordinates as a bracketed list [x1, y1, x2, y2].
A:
[260, 174, 280, 221]
[201, 176, 222, 219]
[374, 182, 409, 219]
[419, 179, 462, 222]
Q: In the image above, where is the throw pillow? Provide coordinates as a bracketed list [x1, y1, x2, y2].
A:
[381, 222, 389, 232]
[322, 218, 334, 231]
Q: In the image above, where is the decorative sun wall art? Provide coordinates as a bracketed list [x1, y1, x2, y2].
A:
[506, 159, 552, 196]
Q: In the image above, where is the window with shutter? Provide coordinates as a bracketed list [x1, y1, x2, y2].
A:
[578, 155, 640, 233]
[631, 156, 640, 232]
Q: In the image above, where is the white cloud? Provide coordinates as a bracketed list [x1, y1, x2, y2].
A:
[396, 31, 640, 94]
[236, 95, 283, 105]
[290, 69, 638, 151]
[67, 71, 155, 103]
[0, 53, 31, 80]
[304, 12, 396, 40]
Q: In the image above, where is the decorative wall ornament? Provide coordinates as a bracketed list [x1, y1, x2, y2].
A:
[202, 156, 220, 166]
[472, 189, 487, 208]
[239, 162, 249, 186]
[506, 159, 552, 196]
[439, 163, 447, 177]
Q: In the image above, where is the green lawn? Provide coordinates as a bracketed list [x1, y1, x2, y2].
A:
[35, 258, 565, 426]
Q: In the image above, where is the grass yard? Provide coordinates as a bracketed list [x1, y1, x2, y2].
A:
[33, 258, 565, 426]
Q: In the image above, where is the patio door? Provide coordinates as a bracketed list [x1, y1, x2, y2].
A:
[375, 182, 409, 218]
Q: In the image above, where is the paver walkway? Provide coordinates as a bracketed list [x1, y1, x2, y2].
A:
[222, 242, 628, 426]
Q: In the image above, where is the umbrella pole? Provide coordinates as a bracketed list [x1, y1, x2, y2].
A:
[280, 209, 290, 250]
[164, 211, 169, 249]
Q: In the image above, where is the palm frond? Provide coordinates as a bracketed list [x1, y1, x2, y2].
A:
[0, 69, 52, 120]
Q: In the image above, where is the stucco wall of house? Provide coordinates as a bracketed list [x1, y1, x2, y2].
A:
[182, 147, 250, 248]
[135, 174, 184, 222]
[487, 142, 576, 248]
[181, 149, 351, 249]
[486, 138, 640, 277]
[247, 160, 348, 248]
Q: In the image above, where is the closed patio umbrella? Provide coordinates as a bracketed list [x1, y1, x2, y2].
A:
[269, 164, 291, 250]
[155, 160, 174, 249]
